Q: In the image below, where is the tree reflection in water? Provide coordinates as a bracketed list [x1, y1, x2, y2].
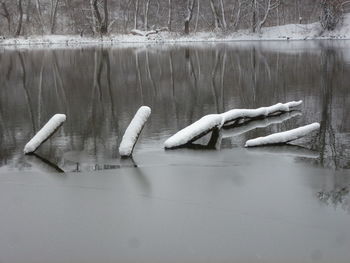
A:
[0, 42, 349, 172]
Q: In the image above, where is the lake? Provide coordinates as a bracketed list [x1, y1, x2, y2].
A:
[0, 41, 349, 263]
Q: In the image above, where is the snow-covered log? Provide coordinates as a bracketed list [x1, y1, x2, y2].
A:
[130, 29, 146, 36]
[119, 106, 151, 157]
[23, 114, 66, 154]
[164, 114, 224, 149]
[245, 122, 320, 147]
[221, 100, 302, 126]
[130, 29, 157, 36]
[222, 111, 301, 138]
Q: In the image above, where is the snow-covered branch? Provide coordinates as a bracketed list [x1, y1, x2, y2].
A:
[221, 100, 302, 126]
[164, 114, 224, 149]
[221, 111, 301, 139]
[164, 101, 302, 150]
[24, 114, 66, 154]
[245, 122, 320, 147]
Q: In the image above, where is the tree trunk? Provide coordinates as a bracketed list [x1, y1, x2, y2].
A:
[209, 0, 220, 30]
[101, 0, 108, 34]
[35, 0, 45, 33]
[1, 2, 11, 34]
[144, 0, 150, 30]
[184, 0, 196, 34]
[251, 0, 257, 32]
[90, 0, 97, 34]
[134, 0, 139, 29]
[168, 0, 172, 30]
[194, 0, 200, 31]
[50, 0, 60, 34]
[233, 0, 242, 30]
[15, 0, 23, 36]
[93, 0, 102, 32]
[219, 0, 226, 29]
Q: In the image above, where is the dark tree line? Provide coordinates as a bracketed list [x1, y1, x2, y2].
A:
[0, 0, 349, 37]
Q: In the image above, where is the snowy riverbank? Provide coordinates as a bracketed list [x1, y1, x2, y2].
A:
[1, 13, 350, 48]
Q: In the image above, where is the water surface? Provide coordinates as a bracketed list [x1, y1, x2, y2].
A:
[0, 41, 349, 263]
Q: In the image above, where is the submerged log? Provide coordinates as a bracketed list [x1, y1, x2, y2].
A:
[245, 122, 320, 147]
[221, 100, 302, 127]
[24, 114, 66, 154]
[164, 101, 303, 150]
[222, 111, 301, 139]
[119, 106, 151, 157]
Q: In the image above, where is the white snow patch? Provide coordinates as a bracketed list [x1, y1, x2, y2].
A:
[164, 114, 224, 149]
[221, 100, 302, 124]
[245, 122, 320, 147]
[119, 106, 151, 157]
[24, 114, 66, 154]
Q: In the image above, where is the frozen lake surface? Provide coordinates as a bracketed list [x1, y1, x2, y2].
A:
[0, 41, 349, 262]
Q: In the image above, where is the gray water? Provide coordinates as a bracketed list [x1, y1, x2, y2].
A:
[0, 41, 350, 263]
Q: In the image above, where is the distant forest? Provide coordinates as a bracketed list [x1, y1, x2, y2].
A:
[0, 0, 349, 37]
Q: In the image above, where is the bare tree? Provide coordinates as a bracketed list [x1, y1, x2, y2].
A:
[210, 0, 221, 30]
[144, 0, 150, 30]
[92, 0, 109, 34]
[257, 0, 280, 32]
[251, 0, 257, 32]
[15, 0, 23, 36]
[134, 0, 139, 29]
[50, 0, 60, 34]
[184, 0, 196, 34]
[1, 1, 11, 33]
[320, 0, 349, 31]
[168, 0, 172, 30]
[219, 0, 227, 29]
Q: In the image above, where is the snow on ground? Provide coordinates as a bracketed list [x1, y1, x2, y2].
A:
[2, 14, 350, 48]
[24, 114, 66, 154]
[164, 114, 224, 149]
[245, 122, 320, 147]
[119, 106, 151, 157]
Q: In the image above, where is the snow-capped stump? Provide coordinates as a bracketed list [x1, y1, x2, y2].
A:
[164, 114, 224, 149]
[24, 114, 66, 154]
[119, 106, 151, 157]
[245, 122, 320, 147]
[221, 100, 302, 126]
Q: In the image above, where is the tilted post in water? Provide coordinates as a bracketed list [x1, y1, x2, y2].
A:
[164, 114, 224, 149]
[23, 114, 66, 154]
[119, 106, 151, 157]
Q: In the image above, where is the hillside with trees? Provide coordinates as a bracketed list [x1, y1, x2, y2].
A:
[0, 0, 349, 37]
